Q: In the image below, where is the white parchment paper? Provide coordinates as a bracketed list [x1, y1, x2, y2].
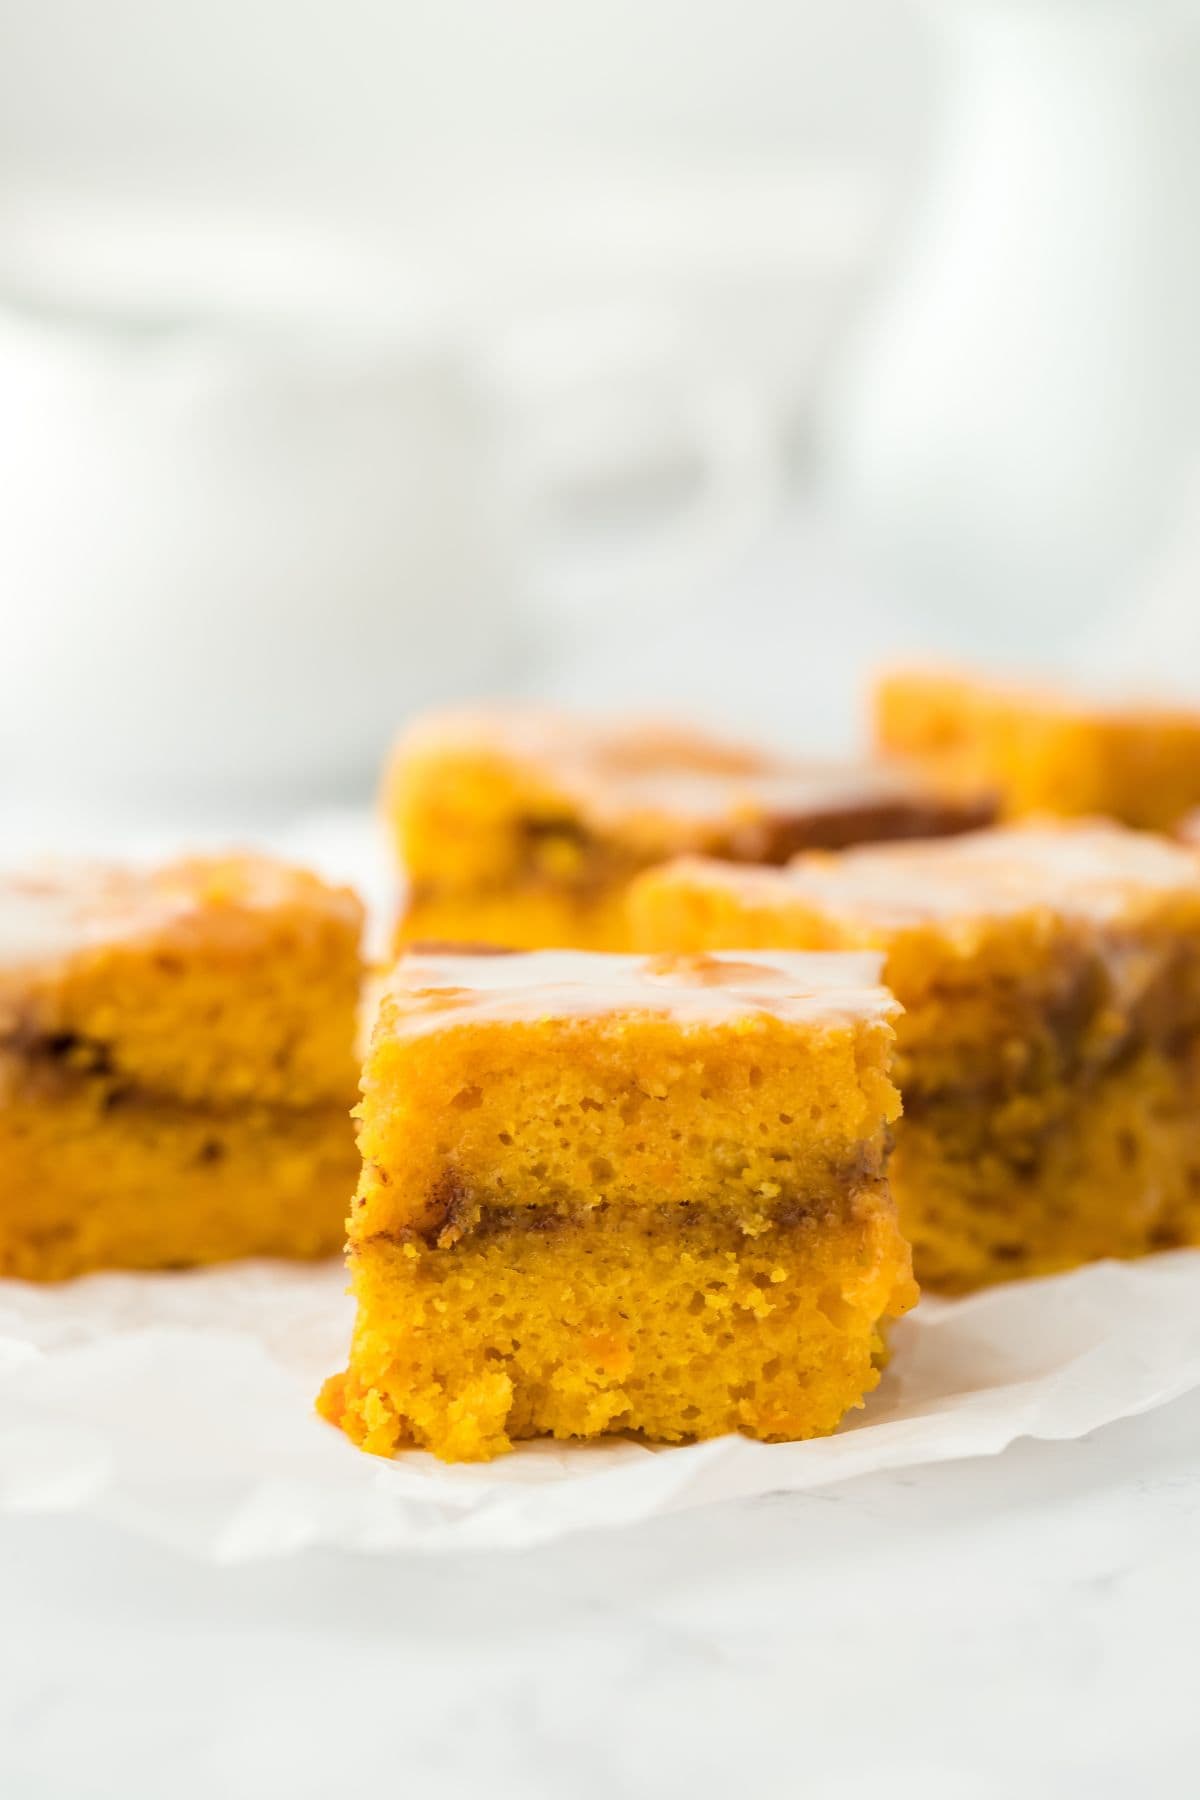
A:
[1, 1251, 1198, 1559]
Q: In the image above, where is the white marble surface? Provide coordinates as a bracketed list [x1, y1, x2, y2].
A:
[2, 1388, 1197, 1799]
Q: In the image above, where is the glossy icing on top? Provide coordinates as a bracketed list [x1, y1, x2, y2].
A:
[0, 857, 361, 974]
[381, 946, 894, 1039]
[660, 823, 1200, 930]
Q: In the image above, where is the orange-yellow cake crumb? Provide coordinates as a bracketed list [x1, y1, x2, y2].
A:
[631, 822, 1200, 1291]
[320, 947, 916, 1462]
[386, 705, 994, 951]
[874, 665, 1200, 829]
[0, 855, 364, 1278]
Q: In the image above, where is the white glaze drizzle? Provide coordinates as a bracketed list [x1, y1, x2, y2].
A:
[383, 947, 894, 1039]
[660, 822, 1200, 930]
[0, 857, 358, 974]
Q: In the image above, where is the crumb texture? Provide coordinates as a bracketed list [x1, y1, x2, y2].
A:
[321, 1192, 914, 1462]
[322, 945, 912, 1461]
[629, 823, 1200, 1291]
[0, 854, 363, 1278]
[352, 953, 900, 1246]
[0, 1057, 355, 1279]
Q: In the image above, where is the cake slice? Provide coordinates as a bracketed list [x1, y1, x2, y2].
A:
[874, 664, 1200, 829]
[0, 855, 364, 1278]
[632, 822, 1200, 1291]
[320, 946, 915, 1462]
[386, 705, 995, 951]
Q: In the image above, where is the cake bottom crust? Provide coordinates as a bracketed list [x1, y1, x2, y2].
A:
[897, 1042, 1200, 1292]
[0, 1068, 356, 1280]
[320, 1187, 917, 1462]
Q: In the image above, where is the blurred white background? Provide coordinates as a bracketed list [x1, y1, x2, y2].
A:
[1, 0, 1199, 822]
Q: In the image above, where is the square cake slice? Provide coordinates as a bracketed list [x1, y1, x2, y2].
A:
[874, 664, 1200, 830]
[632, 822, 1200, 1291]
[0, 855, 364, 1278]
[386, 705, 995, 952]
[319, 947, 915, 1463]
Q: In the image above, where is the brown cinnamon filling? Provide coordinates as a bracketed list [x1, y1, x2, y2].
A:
[377, 1134, 891, 1253]
[367, 1177, 891, 1257]
[719, 794, 997, 863]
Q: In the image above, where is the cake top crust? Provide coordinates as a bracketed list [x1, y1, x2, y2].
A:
[654, 822, 1200, 930]
[395, 704, 984, 836]
[379, 946, 894, 1039]
[395, 704, 776, 778]
[878, 663, 1200, 727]
[579, 763, 963, 834]
[0, 855, 363, 976]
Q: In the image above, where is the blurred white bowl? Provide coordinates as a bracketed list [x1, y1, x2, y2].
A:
[0, 277, 521, 808]
[0, 175, 876, 809]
